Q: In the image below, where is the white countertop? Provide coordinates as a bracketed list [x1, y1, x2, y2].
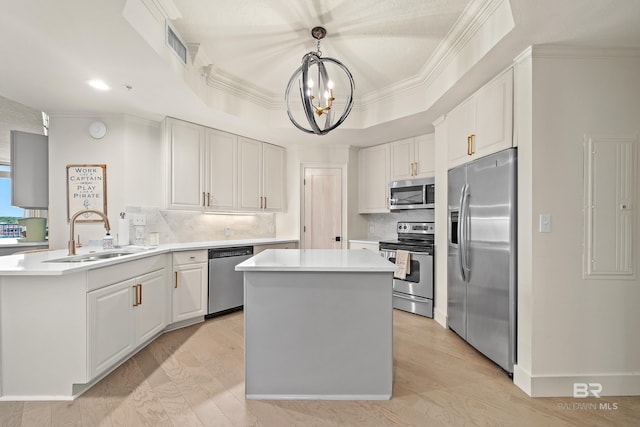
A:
[0, 239, 49, 248]
[0, 238, 298, 276]
[235, 249, 396, 272]
[348, 239, 379, 244]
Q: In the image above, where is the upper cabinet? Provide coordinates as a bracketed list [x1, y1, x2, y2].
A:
[205, 129, 237, 211]
[359, 143, 390, 213]
[166, 118, 205, 210]
[447, 68, 514, 168]
[10, 131, 49, 209]
[390, 134, 435, 181]
[238, 137, 285, 211]
[166, 118, 285, 212]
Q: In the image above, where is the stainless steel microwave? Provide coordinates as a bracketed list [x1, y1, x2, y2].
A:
[389, 177, 435, 210]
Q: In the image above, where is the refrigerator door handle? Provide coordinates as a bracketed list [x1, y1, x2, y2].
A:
[460, 184, 471, 279]
[457, 184, 467, 281]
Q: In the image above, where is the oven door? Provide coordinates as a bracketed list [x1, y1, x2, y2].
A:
[385, 250, 433, 299]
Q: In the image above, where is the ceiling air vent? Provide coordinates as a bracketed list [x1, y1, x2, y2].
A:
[166, 22, 187, 66]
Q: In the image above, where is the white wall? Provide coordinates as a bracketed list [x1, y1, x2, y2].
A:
[48, 115, 163, 249]
[276, 144, 367, 244]
[514, 47, 640, 396]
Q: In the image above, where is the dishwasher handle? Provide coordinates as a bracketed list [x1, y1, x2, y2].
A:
[208, 246, 254, 259]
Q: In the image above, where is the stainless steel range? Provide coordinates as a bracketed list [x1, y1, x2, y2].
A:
[379, 221, 434, 318]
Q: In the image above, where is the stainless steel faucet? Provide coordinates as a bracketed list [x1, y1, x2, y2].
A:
[68, 209, 111, 255]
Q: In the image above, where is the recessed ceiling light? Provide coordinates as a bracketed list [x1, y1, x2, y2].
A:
[88, 80, 110, 91]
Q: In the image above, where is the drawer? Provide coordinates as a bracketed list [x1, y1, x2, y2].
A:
[172, 250, 207, 265]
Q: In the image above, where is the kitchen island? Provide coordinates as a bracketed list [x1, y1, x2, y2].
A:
[235, 249, 396, 400]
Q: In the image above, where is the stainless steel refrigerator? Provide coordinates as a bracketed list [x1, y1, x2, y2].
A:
[447, 148, 517, 374]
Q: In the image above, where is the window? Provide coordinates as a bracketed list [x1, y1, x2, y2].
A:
[0, 164, 24, 238]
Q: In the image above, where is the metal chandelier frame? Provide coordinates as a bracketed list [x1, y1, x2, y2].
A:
[285, 27, 355, 136]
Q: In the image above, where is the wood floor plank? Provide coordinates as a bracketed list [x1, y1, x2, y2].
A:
[51, 401, 83, 427]
[21, 401, 51, 427]
[0, 402, 24, 427]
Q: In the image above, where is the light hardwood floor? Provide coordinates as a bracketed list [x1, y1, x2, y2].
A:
[1, 310, 638, 426]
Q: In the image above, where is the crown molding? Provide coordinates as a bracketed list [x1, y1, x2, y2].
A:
[530, 45, 640, 59]
[206, 68, 281, 110]
[201, 0, 509, 119]
[140, 0, 182, 22]
[354, 0, 508, 111]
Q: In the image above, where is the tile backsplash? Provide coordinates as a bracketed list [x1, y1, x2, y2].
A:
[366, 209, 435, 241]
[123, 206, 275, 245]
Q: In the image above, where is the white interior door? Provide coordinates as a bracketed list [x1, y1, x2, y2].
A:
[303, 168, 342, 249]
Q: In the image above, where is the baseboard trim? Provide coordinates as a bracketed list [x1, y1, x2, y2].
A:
[434, 307, 447, 328]
[513, 365, 640, 397]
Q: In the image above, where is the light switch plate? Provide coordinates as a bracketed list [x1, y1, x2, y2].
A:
[539, 213, 552, 233]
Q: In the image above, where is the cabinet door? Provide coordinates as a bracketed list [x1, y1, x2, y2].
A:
[206, 129, 237, 211]
[414, 133, 435, 178]
[474, 69, 513, 159]
[390, 138, 414, 181]
[87, 279, 135, 379]
[172, 263, 208, 322]
[447, 97, 476, 168]
[237, 137, 263, 211]
[359, 144, 390, 213]
[262, 143, 285, 211]
[134, 269, 168, 345]
[168, 119, 205, 210]
[10, 131, 48, 209]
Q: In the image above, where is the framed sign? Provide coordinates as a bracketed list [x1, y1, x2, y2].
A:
[66, 164, 108, 222]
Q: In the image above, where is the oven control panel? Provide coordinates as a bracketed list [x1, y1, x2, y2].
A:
[396, 221, 435, 235]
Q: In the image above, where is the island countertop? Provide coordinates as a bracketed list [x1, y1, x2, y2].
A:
[235, 249, 396, 272]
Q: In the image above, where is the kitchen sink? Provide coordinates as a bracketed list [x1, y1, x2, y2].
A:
[45, 249, 147, 263]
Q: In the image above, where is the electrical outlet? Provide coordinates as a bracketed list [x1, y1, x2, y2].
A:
[369, 223, 375, 234]
[225, 226, 231, 236]
[132, 214, 146, 226]
[135, 226, 144, 239]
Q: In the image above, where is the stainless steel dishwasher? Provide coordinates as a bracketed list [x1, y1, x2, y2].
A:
[207, 246, 254, 317]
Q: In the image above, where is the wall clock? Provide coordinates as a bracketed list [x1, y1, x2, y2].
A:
[89, 121, 107, 139]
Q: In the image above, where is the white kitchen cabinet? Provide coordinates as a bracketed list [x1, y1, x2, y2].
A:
[172, 250, 208, 323]
[359, 143, 390, 213]
[447, 68, 513, 168]
[10, 130, 48, 209]
[390, 134, 435, 180]
[87, 267, 167, 380]
[167, 118, 285, 212]
[167, 118, 241, 211]
[262, 142, 285, 211]
[238, 137, 285, 211]
[134, 269, 169, 344]
[205, 128, 237, 211]
[87, 278, 135, 379]
[167, 118, 205, 210]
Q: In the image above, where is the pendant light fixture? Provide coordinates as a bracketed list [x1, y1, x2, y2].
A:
[285, 27, 355, 135]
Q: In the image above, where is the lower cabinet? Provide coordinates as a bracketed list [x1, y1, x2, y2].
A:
[172, 250, 208, 322]
[87, 268, 167, 379]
